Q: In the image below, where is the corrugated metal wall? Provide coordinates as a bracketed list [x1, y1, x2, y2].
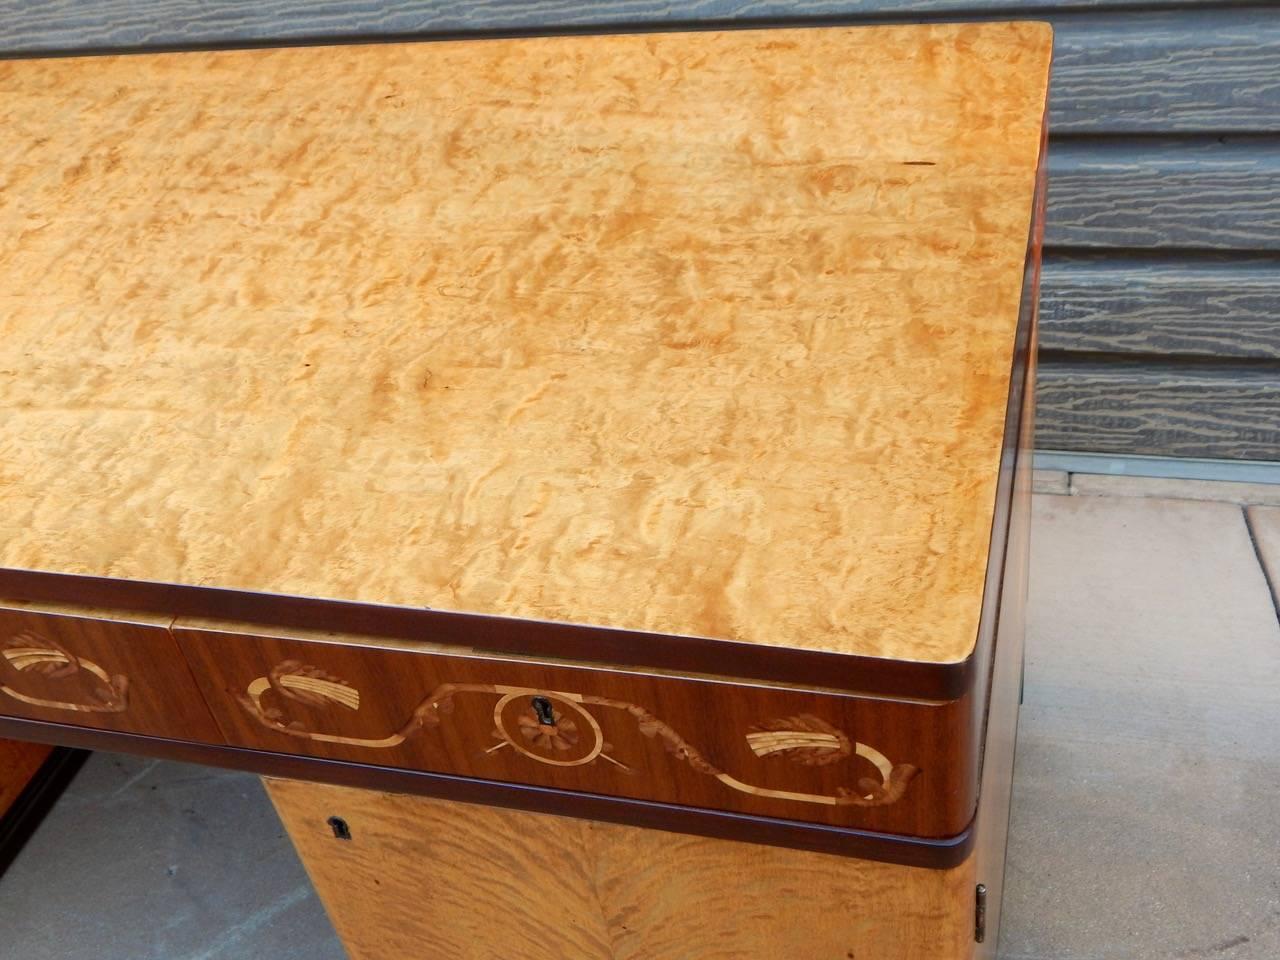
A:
[3, 0, 1277, 460]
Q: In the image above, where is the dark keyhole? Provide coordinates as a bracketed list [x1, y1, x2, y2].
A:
[531, 695, 555, 726]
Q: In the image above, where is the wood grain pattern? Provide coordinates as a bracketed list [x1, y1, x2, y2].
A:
[1046, 140, 1280, 251]
[1041, 257, 1280, 359]
[0, 24, 1049, 665]
[177, 619, 975, 836]
[265, 778, 979, 960]
[1036, 363, 1280, 460]
[0, 23, 1043, 864]
[1, 4, 1275, 463]
[0, 603, 223, 742]
[0, 738, 50, 819]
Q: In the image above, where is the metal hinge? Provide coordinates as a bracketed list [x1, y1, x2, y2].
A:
[975, 884, 988, 943]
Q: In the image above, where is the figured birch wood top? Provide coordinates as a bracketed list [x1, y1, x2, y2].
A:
[0, 23, 1051, 664]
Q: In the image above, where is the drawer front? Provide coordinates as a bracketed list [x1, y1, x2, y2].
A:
[178, 625, 975, 837]
[0, 606, 222, 743]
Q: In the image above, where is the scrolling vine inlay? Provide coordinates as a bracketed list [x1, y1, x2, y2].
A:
[238, 660, 919, 808]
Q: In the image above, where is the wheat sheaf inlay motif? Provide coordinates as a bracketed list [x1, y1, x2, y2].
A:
[0, 632, 129, 713]
[747, 714, 853, 765]
[239, 660, 919, 808]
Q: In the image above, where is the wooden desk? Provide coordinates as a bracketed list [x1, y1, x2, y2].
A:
[0, 21, 1050, 958]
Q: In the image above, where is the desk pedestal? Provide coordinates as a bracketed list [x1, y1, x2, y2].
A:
[266, 778, 980, 960]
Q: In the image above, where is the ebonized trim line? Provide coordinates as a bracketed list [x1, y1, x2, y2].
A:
[0, 716, 975, 870]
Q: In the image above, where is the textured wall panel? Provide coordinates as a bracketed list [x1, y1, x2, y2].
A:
[1046, 140, 1280, 251]
[3, 0, 1278, 459]
[1041, 257, 1280, 360]
[1037, 364, 1280, 459]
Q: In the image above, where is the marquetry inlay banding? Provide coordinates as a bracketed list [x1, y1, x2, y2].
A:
[3, 647, 74, 672]
[492, 692, 614, 768]
[748, 732, 844, 755]
[1, 632, 128, 713]
[239, 662, 920, 809]
[278, 674, 361, 711]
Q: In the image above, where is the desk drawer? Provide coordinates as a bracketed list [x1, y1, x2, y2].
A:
[177, 621, 975, 838]
[0, 604, 222, 743]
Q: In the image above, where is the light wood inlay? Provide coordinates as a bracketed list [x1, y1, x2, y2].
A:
[240, 671, 916, 806]
[1, 633, 127, 714]
[179, 622, 967, 835]
[266, 777, 978, 960]
[0, 23, 1050, 664]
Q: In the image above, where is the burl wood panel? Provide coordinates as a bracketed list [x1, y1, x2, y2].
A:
[0, 738, 50, 819]
[178, 621, 974, 836]
[0, 23, 1050, 665]
[266, 778, 978, 960]
[0, 603, 222, 742]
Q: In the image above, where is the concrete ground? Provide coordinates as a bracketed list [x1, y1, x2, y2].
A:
[1, 473, 1278, 959]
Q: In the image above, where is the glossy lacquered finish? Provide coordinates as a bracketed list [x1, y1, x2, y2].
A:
[0, 21, 1050, 884]
[0, 599, 978, 847]
[0, 23, 1049, 668]
[177, 621, 972, 837]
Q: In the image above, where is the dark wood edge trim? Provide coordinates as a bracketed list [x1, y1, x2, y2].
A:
[0, 747, 89, 877]
[941, 86, 1045, 846]
[973, 100, 1049, 793]
[968, 99, 1049, 959]
[0, 568, 971, 701]
[0, 716, 974, 870]
[968, 98, 1046, 718]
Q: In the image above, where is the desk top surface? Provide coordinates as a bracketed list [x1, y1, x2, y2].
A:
[0, 23, 1050, 666]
